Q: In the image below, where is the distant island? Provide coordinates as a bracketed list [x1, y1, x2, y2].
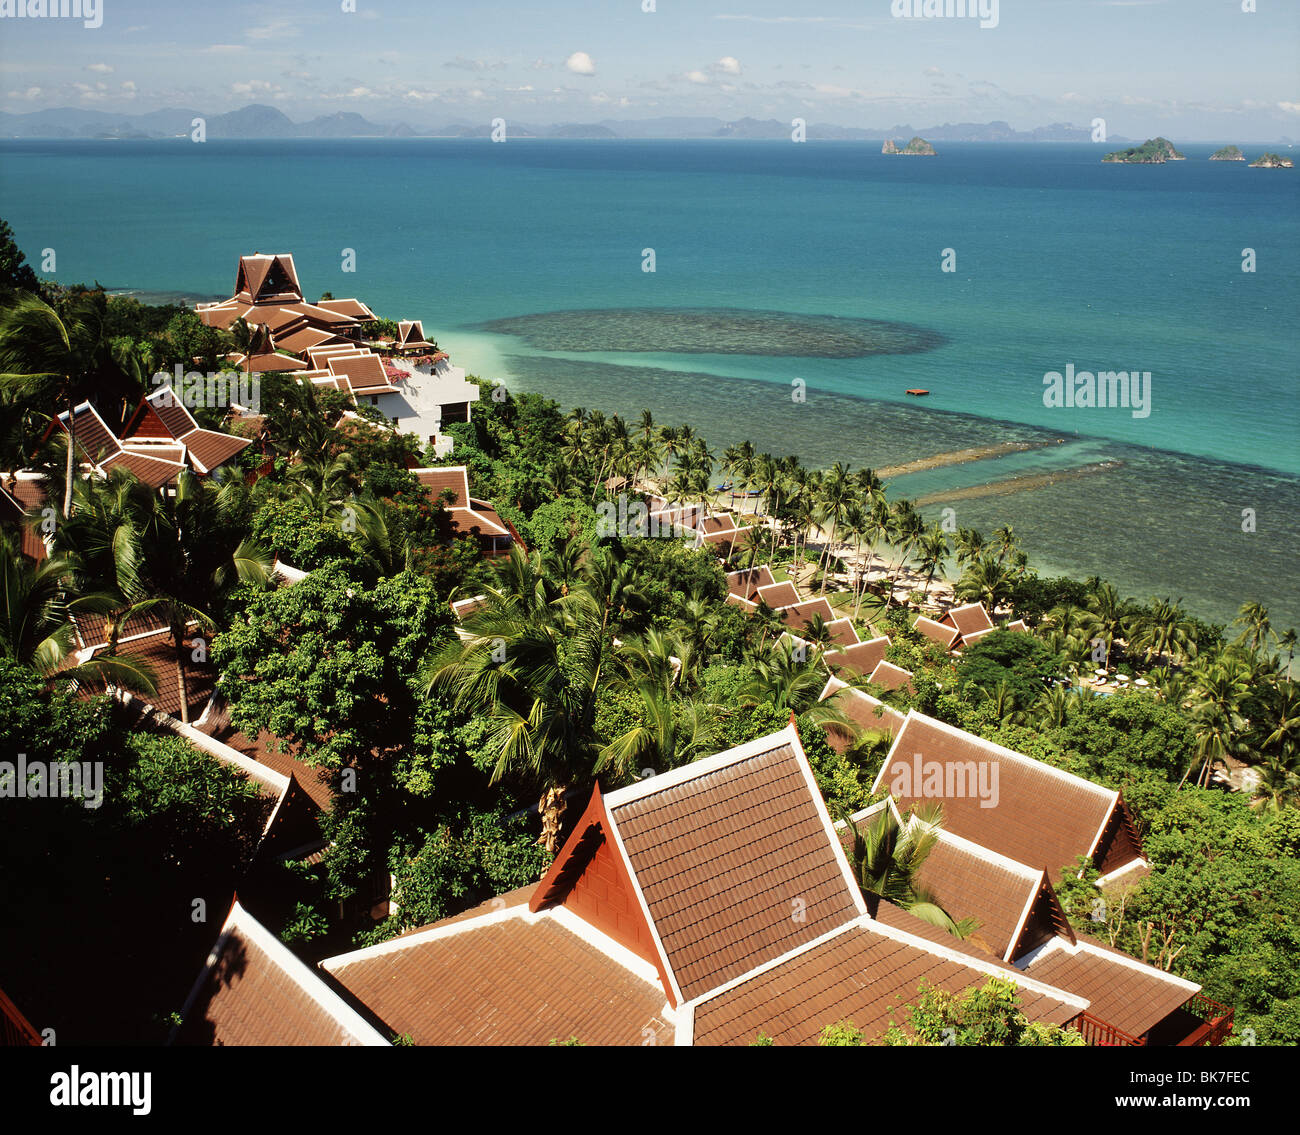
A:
[883, 136, 937, 156]
[1250, 152, 1295, 168]
[1103, 137, 1186, 163]
[1210, 145, 1246, 161]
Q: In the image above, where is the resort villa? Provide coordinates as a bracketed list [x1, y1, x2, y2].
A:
[198, 254, 480, 455]
[171, 720, 1231, 1046]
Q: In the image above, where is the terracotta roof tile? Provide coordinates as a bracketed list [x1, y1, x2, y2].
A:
[944, 603, 995, 638]
[819, 677, 906, 747]
[176, 901, 387, 1046]
[609, 738, 861, 1001]
[868, 660, 914, 693]
[826, 635, 890, 678]
[915, 616, 960, 650]
[689, 921, 1081, 1045]
[725, 566, 775, 601]
[877, 713, 1118, 882]
[1022, 938, 1197, 1039]
[323, 913, 670, 1046]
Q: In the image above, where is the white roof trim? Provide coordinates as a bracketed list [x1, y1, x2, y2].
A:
[321, 903, 529, 969]
[1094, 856, 1149, 887]
[1023, 936, 1201, 994]
[873, 710, 1116, 803]
[1082, 788, 1124, 867]
[548, 905, 672, 999]
[1004, 869, 1049, 963]
[179, 901, 389, 1045]
[603, 724, 801, 809]
[789, 721, 869, 918]
[602, 792, 686, 1008]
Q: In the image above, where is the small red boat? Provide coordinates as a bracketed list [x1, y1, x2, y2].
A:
[906, 388, 930, 396]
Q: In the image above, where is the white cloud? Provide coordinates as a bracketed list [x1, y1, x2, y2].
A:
[121, 80, 136, 92]
[232, 79, 282, 96]
[565, 52, 596, 77]
[1279, 101, 1300, 115]
[716, 56, 742, 76]
[685, 70, 710, 84]
[86, 63, 113, 74]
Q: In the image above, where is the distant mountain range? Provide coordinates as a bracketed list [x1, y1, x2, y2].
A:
[0, 105, 1148, 143]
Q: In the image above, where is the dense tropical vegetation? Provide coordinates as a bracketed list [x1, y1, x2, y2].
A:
[1, 236, 1297, 1044]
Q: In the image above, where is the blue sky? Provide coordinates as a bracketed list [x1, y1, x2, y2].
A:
[1, 0, 1297, 138]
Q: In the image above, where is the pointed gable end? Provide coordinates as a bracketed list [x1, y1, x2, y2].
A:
[530, 785, 672, 1001]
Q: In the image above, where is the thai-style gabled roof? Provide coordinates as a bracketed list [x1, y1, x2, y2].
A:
[49, 401, 122, 465]
[818, 675, 906, 746]
[411, 467, 513, 541]
[327, 352, 399, 396]
[396, 320, 435, 350]
[316, 297, 375, 322]
[867, 659, 915, 693]
[1018, 936, 1200, 1042]
[914, 615, 961, 651]
[320, 902, 673, 1046]
[725, 566, 775, 601]
[943, 602, 996, 639]
[120, 388, 252, 475]
[755, 580, 800, 609]
[686, 917, 1085, 1046]
[874, 711, 1145, 883]
[175, 899, 389, 1046]
[551, 726, 868, 1006]
[233, 253, 303, 304]
[825, 634, 890, 678]
[776, 598, 837, 633]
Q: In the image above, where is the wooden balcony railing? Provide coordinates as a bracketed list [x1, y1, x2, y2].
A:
[0, 987, 41, 1047]
[1178, 992, 1234, 1047]
[1068, 1010, 1143, 1047]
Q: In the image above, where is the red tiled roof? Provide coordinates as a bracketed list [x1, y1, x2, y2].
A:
[755, 581, 800, 609]
[819, 677, 906, 747]
[689, 920, 1082, 1046]
[875, 713, 1121, 883]
[826, 635, 890, 678]
[1021, 938, 1199, 1040]
[606, 730, 863, 1002]
[725, 566, 775, 601]
[99, 449, 185, 489]
[322, 911, 670, 1046]
[317, 298, 375, 322]
[176, 900, 388, 1046]
[944, 603, 995, 638]
[868, 660, 914, 693]
[52, 402, 121, 464]
[327, 352, 397, 395]
[183, 429, 252, 473]
[86, 628, 216, 721]
[915, 616, 960, 651]
[413, 467, 468, 508]
[777, 598, 837, 633]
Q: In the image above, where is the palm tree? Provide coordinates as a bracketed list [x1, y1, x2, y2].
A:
[595, 677, 721, 780]
[991, 524, 1019, 564]
[1252, 753, 1300, 812]
[914, 524, 950, 603]
[1233, 601, 1272, 655]
[980, 680, 1025, 726]
[737, 638, 838, 721]
[0, 290, 110, 518]
[838, 802, 977, 937]
[1181, 655, 1250, 789]
[952, 526, 987, 570]
[955, 555, 1013, 612]
[0, 527, 157, 694]
[1127, 596, 1197, 667]
[1032, 685, 1076, 729]
[814, 462, 853, 594]
[134, 470, 272, 723]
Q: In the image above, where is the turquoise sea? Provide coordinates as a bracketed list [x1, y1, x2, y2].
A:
[1, 138, 1297, 632]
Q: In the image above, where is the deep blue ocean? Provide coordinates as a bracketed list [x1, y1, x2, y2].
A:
[1, 138, 1297, 631]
